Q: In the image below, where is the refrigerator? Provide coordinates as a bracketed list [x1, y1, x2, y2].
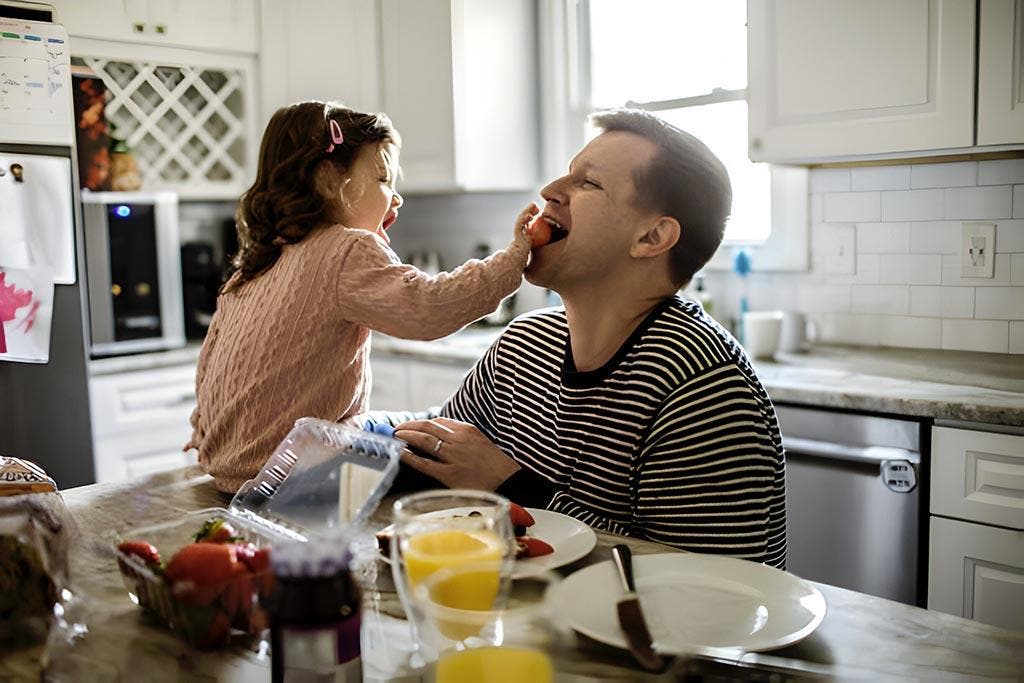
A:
[0, 13, 96, 487]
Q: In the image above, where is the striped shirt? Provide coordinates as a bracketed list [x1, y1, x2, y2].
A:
[441, 296, 787, 569]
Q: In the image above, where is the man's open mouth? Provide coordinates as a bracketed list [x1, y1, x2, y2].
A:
[542, 216, 569, 244]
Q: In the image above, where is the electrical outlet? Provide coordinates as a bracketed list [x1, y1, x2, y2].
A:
[960, 222, 996, 278]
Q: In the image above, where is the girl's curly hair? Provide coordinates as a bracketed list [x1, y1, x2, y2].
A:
[223, 101, 399, 292]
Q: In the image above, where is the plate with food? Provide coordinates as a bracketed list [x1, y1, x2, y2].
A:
[376, 503, 597, 577]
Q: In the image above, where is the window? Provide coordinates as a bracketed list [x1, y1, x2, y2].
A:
[540, 0, 808, 268]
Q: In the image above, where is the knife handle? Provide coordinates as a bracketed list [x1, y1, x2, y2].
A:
[612, 544, 637, 593]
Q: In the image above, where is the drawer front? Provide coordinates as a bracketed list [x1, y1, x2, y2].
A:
[408, 362, 471, 409]
[369, 357, 410, 411]
[931, 426, 1024, 530]
[93, 424, 195, 483]
[928, 516, 1024, 631]
[90, 364, 197, 438]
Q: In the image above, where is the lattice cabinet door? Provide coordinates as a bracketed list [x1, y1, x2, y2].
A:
[73, 40, 258, 200]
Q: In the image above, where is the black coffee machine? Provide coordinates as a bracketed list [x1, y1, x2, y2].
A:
[180, 241, 220, 340]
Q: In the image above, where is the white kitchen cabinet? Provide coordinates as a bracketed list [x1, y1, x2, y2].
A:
[51, 0, 258, 54]
[408, 363, 472, 409]
[977, 0, 1024, 145]
[928, 516, 1024, 632]
[369, 356, 413, 412]
[369, 353, 473, 411]
[89, 363, 197, 483]
[379, 0, 539, 193]
[928, 425, 1024, 629]
[747, 0, 978, 162]
[931, 426, 1024, 530]
[257, 0, 382, 128]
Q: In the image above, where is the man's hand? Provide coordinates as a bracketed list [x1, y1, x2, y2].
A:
[393, 417, 521, 491]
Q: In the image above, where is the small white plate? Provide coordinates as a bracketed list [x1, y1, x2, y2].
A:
[551, 553, 826, 656]
[376, 507, 597, 578]
[514, 509, 597, 576]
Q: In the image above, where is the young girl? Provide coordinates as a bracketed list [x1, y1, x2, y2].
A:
[185, 101, 536, 493]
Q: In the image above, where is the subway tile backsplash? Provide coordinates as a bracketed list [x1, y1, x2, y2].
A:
[702, 159, 1024, 355]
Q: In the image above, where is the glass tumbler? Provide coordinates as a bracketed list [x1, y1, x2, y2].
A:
[389, 490, 515, 663]
[415, 564, 567, 683]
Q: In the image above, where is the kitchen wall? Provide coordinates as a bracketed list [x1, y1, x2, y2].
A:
[702, 158, 1024, 355]
[181, 158, 1024, 355]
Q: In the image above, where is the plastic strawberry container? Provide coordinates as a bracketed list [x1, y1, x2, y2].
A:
[113, 418, 402, 647]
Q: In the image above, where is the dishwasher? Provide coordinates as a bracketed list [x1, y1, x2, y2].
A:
[776, 404, 925, 606]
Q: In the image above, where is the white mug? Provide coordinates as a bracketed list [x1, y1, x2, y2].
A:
[778, 311, 816, 353]
[742, 311, 784, 359]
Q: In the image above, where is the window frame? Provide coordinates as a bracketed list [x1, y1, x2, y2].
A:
[538, 0, 809, 272]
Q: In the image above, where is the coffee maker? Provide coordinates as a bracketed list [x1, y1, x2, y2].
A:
[180, 241, 219, 340]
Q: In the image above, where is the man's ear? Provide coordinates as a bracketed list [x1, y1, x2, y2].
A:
[630, 216, 680, 259]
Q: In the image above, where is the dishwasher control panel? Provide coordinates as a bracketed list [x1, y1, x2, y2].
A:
[881, 460, 917, 492]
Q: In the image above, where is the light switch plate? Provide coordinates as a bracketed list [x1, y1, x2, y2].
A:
[960, 222, 996, 278]
[820, 224, 856, 275]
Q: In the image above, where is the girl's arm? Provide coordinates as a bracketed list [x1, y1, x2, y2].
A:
[334, 205, 535, 340]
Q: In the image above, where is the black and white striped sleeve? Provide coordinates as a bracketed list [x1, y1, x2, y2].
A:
[635, 362, 786, 568]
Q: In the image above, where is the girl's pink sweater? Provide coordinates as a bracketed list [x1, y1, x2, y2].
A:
[186, 225, 529, 492]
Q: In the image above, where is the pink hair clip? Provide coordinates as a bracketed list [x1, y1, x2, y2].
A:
[326, 119, 344, 153]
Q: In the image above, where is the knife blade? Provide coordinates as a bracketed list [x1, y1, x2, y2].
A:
[611, 544, 666, 672]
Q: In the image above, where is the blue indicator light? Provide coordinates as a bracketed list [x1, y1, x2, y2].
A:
[115, 205, 131, 218]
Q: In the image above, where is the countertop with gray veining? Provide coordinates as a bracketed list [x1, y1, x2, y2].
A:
[374, 328, 1024, 427]
[3, 467, 1022, 681]
[88, 326, 1024, 427]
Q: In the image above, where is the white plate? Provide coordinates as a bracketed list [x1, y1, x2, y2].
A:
[514, 509, 597, 576]
[376, 508, 597, 578]
[551, 553, 826, 656]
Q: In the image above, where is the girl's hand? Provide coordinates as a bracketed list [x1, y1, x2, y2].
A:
[394, 417, 521, 491]
[514, 203, 541, 249]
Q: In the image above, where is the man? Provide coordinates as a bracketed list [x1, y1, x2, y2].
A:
[386, 109, 786, 568]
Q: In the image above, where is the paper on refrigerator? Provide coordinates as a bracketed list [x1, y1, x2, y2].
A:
[0, 152, 76, 285]
[0, 265, 53, 363]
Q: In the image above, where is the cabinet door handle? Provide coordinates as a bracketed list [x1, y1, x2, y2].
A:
[121, 387, 196, 411]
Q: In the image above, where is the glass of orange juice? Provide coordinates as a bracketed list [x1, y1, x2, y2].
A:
[415, 564, 565, 683]
[390, 490, 515, 661]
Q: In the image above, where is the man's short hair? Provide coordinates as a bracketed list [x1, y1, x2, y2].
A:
[589, 109, 732, 287]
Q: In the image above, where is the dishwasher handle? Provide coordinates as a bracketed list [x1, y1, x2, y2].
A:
[782, 436, 921, 466]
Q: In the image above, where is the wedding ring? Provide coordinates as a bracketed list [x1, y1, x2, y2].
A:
[433, 438, 444, 454]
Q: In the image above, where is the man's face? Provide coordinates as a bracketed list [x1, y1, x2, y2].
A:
[527, 131, 660, 292]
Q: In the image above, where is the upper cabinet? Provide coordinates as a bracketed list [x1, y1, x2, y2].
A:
[977, 0, 1024, 145]
[257, 0, 382, 131]
[747, 0, 1021, 163]
[51, 0, 258, 54]
[379, 0, 540, 193]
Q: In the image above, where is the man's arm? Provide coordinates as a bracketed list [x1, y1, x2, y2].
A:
[634, 362, 786, 567]
[393, 332, 558, 507]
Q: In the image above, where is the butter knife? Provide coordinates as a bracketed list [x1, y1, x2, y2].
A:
[611, 544, 666, 671]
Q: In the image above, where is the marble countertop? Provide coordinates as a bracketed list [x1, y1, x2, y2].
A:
[375, 329, 1024, 427]
[4, 467, 1023, 681]
[87, 327, 1024, 427]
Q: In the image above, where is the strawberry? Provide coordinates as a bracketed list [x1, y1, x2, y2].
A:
[117, 540, 161, 567]
[165, 542, 247, 606]
[515, 536, 554, 559]
[509, 503, 535, 530]
[528, 215, 552, 248]
[199, 609, 232, 648]
[193, 518, 241, 543]
[234, 543, 274, 596]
